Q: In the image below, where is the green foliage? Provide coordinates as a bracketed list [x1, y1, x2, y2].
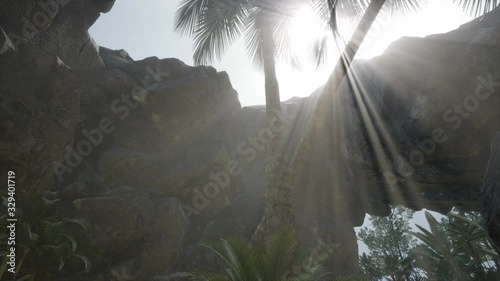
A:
[412, 209, 500, 281]
[358, 207, 423, 281]
[0, 191, 91, 281]
[359, 207, 500, 281]
[190, 229, 329, 281]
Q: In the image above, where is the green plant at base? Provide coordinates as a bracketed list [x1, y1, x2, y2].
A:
[190, 228, 333, 281]
[0, 190, 91, 281]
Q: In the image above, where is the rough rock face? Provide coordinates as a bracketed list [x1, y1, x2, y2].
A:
[0, 1, 241, 279]
[0, 0, 112, 193]
[337, 8, 500, 217]
[0, 39, 81, 192]
[72, 47, 243, 278]
[0, 0, 109, 69]
[73, 47, 242, 230]
[72, 188, 186, 280]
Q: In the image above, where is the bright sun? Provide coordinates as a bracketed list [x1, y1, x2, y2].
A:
[289, 6, 327, 55]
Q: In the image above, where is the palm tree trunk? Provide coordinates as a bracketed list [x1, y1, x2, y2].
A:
[252, 18, 295, 242]
[290, 0, 386, 193]
[253, 0, 387, 242]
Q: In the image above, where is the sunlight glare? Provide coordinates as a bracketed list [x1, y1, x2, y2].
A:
[355, 2, 473, 58]
[289, 5, 326, 54]
[278, 1, 475, 102]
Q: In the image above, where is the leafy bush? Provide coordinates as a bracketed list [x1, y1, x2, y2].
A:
[413, 210, 500, 281]
[0, 191, 91, 281]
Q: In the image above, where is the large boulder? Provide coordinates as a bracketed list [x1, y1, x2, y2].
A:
[51, 46, 244, 279]
[72, 187, 186, 280]
[338, 9, 500, 215]
[73, 47, 242, 218]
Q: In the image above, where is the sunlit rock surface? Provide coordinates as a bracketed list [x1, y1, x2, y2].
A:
[338, 8, 500, 216]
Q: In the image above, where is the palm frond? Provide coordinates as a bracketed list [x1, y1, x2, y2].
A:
[389, 0, 427, 16]
[70, 254, 92, 273]
[192, 267, 233, 281]
[261, 229, 297, 280]
[192, 228, 332, 281]
[453, 0, 500, 17]
[311, 0, 428, 37]
[174, 0, 210, 36]
[62, 233, 78, 253]
[191, 1, 249, 65]
[199, 236, 260, 281]
[310, 35, 330, 69]
[244, 7, 265, 68]
[272, 4, 304, 70]
[222, 237, 260, 280]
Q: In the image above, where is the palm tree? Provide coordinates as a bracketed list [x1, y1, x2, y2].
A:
[412, 211, 499, 280]
[174, 0, 315, 240]
[412, 212, 468, 280]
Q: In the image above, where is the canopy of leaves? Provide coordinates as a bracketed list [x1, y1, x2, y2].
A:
[358, 207, 423, 281]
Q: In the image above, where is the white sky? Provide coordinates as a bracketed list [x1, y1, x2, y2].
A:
[89, 0, 476, 255]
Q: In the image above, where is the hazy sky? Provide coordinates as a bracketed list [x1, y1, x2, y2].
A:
[89, 1, 476, 254]
[89, 0, 472, 106]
